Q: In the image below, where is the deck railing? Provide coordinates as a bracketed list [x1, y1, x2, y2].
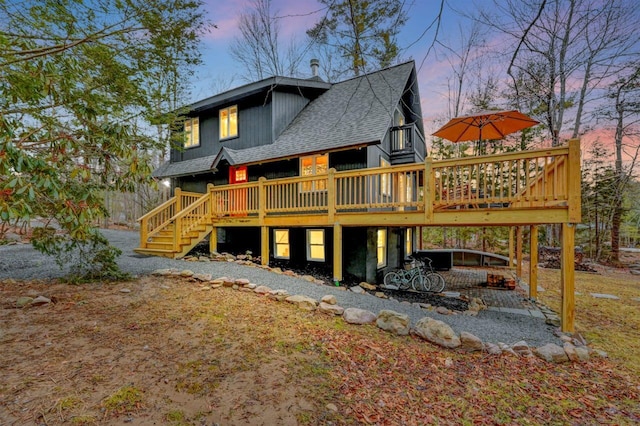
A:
[138, 188, 204, 247]
[153, 140, 579, 227]
[432, 141, 580, 222]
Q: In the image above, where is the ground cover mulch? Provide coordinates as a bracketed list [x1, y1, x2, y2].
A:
[1, 274, 639, 425]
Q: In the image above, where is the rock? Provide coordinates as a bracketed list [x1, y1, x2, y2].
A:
[534, 343, 569, 363]
[349, 285, 366, 294]
[301, 275, 316, 282]
[235, 278, 250, 286]
[484, 343, 502, 355]
[591, 348, 608, 358]
[3, 232, 21, 242]
[285, 295, 318, 311]
[321, 295, 337, 305]
[359, 282, 377, 291]
[463, 310, 478, 316]
[283, 270, 296, 277]
[31, 295, 51, 305]
[545, 314, 561, 327]
[210, 283, 223, 289]
[119, 288, 131, 293]
[314, 279, 325, 285]
[268, 289, 290, 301]
[200, 286, 211, 291]
[574, 346, 590, 361]
[563, 342, 580, 362]
[559, 335, 573, 343]
[223, 253, 236, 261]
[412, 317, 461, 349]
[326, 403, 338, 412]
[270, 267, 283, 274]
[179, 270, 194, 277]
[630, 270, 640, 275]
[198, 256, 210, 262]
[246, 283, 257, 290]
[459, 332, 483, 352]
[436, 306, 451, 315]
[376, 310, 410, 335]
[254, 285, 272, 294]
[318, 302, 344, 316]
[232, 284, 239, 290]
[222, 277, 235, 287]
[193, 273, 212, 282]
[343, 308, 377, 325]
[15, 296, 34, 308]
[151, 268, 173, 276]
[374, 292, 387, 299]
[511, 341, 532, 357]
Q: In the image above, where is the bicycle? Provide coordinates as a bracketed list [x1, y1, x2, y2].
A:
[412, 257, 446, 293]
[382, 257, 426, 291]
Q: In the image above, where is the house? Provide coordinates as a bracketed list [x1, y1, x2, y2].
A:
[149, 61, 426, 283]
[137, 61, 582, 332]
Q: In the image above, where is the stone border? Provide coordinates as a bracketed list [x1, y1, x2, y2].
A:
[149, 268, 607, 364]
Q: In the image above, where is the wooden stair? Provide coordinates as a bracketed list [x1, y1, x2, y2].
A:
[136, 190, 214, 259]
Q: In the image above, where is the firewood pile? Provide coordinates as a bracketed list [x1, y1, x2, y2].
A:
[481, 274, 516, 290]
[538, 246, 597, 272]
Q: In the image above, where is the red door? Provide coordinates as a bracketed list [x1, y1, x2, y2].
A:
[229, 166, 248, 216]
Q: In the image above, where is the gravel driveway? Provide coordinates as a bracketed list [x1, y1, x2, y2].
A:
[0, 229, 561, 346]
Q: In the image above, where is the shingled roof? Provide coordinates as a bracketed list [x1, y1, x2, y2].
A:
[214, 61, 415, 167]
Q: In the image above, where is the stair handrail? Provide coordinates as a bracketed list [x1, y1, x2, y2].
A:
[168, 192, 211, 252]
[138, 197, 177, 248]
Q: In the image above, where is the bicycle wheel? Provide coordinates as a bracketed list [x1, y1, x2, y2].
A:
[411, 274, 430, 292]
[383, 271, 402, 289]
[398, 272, 412, 290]
[426, 272, 445, 293]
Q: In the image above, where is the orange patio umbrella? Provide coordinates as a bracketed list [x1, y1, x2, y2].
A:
[432, 110, 539, 143]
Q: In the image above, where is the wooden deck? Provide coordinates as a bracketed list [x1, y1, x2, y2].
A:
[136, 140, 581, 331]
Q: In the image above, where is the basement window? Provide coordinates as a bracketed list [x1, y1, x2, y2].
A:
[307, 229, 325, 262]
[377, 228, 387, 268]
[274, 229, 290, 259]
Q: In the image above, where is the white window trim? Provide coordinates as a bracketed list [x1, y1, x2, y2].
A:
[273, 229, 290, 260]
[377, 228, 387, 269]
[306, 229, 325, 262]
[220, 105, 238, 140]
[184, 117, 199, 148]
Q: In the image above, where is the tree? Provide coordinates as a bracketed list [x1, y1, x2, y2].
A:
[601, 66, 640, 263]
[0, 0, 207, 280]
[230, 0, 303, 81]
[307, 0, 408, 78]
[480, 0, 640, 146]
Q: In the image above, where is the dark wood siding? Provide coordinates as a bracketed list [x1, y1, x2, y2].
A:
[272, 91, 310, 141]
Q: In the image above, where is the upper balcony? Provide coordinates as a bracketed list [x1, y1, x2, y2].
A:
[389, 124, 425, 164]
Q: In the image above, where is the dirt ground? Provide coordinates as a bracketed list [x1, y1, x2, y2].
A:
[0, 276, 339, 425]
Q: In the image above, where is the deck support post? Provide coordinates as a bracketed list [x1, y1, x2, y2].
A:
[424, 158, 434, 223]
[508, 227, 515, 269]
[209, 228, 217, 255]
[561, 223, 575, 332]
[261, 226, 269, 266]
[327, 169, 336, 223]
[175, 187, 182, 212]
[529, 225, 538, 300]
[333, 223, 343, 284]
[515, 226, 523, 280]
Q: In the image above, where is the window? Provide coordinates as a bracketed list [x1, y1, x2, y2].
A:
[184, 117, 199, 148]
[274, 229, 290, 259]
[307, 229, 325, 261]
[220, 105, 238, 139]
[377, 228, 387, 268]
[406, 228, 413, 258]
[229, 166, 247, 184]
[380, 157, 391, 196]
[300, 154, 328, 191]
[394, 108, 405, 149]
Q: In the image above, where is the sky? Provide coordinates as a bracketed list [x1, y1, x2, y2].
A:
[194, 0, 466, 129]
[193, 0, 639, 162]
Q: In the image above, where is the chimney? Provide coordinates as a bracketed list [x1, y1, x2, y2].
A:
[310, 58, 319, 77]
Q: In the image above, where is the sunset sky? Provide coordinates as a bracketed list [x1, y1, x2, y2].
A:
[194, 0, 638, 161]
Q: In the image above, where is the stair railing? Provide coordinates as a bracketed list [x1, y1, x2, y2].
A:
[170, 192, 211, 252]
